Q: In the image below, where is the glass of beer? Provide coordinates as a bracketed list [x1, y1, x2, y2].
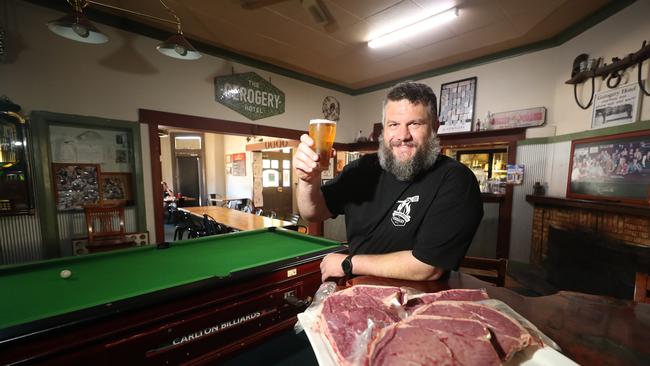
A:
[309, 119, 337, 170]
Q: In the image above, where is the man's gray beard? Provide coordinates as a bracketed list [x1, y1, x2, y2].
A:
[378, 133, 441, 181]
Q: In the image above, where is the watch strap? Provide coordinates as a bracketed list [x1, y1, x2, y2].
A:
[342, 255, 354, 277]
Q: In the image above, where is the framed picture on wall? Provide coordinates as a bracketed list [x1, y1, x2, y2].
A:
[591, 82, 641, 129]
[100, 172, 132, 205]
[438, 77, 476, 134]
[52, 163, 101, 211]
[567, 130, 650, 205]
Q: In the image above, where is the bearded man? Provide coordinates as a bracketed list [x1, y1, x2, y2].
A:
[294, 81, 483, 281]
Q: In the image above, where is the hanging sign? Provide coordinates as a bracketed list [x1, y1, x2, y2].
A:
[482, 107, 546, 131]
[215, 72, 285, 120]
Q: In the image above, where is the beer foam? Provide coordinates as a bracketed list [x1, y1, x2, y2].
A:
[309, 119, 336, 124]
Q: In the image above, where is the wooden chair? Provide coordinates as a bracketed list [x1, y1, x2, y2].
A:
[459, 256, 508, 287]
[84, 205, 135, 253]
[284, 213, 308, 234]
[634, 272, 650, 303]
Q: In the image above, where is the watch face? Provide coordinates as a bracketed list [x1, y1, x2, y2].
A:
[342, 255, 352, 276]
[322, 96, 340, 121]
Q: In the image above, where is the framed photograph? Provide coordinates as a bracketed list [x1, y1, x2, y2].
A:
[506, 164, 524, 185]
[567, 130, 650, 204]
[52, 163, 101, 211]
[591, 82, 641, 129]
[100, 172, 132, 205]
[231, 153, 246, 176]
[321, 158, 334, 179]
[438, 77, 476, 134]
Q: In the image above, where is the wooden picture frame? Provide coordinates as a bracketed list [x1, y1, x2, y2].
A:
[567, 130, 650, 205]
[438, 77, 477, 134]
[100, 172, 132, 205]
[52, 163, 101, 211]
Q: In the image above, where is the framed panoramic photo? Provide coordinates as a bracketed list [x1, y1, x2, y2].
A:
[567, 130, 650, 205]
[438, 77, 476, 134]
[52, 163, 101, 211]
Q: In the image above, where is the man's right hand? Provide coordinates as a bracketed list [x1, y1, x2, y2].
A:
[293, 134, 322, 183]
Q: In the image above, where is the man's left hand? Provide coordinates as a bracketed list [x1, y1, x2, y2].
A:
[320, 253, 346, 281]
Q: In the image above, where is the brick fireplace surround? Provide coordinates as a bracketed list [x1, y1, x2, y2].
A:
[526, 195, 650, 266]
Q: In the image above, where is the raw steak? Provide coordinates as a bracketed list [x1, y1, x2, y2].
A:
[412, 301, 532, 360]
[317, 285, 403, 365]
[401, 316, 501, 366]
[368, 325, 455, 366]
[368, 316, 500, 366]
[405, 288, 489, 311]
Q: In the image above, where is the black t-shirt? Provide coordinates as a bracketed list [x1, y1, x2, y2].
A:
[321, 154, 483, 271]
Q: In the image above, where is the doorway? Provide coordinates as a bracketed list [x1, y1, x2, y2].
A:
[261, 150, 293, 217]
[176, 155, 201, 206]
[170, 133, 205, 207]
[143, 109, 309, 243]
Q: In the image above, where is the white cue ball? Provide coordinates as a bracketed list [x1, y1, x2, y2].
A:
[60, 269, 72, 279]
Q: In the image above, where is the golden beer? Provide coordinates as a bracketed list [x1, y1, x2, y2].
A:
[309, 119, 337, 170]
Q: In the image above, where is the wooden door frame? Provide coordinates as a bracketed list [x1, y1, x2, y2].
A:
[139, 109, 310, 243]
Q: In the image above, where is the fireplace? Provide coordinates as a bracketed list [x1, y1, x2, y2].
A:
[544, 226, 650, 299]
[526, 195, 650, 299]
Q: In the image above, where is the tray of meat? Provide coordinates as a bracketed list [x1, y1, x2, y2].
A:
[296, 283, 578, 366]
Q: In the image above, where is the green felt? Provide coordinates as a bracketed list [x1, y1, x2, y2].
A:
[0, 229, 338, 329]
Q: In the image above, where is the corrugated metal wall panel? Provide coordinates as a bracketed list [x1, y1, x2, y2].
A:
[0, 214, 43, 265]
[0, 207, 138, 264]
[467, 202, 500, 258]
[510, 144, 549, 263]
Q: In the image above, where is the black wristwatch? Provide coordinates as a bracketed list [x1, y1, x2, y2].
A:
[341, 255, 354, 277]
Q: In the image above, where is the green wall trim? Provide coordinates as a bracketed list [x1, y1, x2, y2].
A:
[25, 0, 636, 96]
[29, 111, 147, 258]
[518, 120, 650, 146]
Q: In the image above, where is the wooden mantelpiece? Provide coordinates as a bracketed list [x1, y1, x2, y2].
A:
[526, 195, 650, 265]
[526, 195, 650, 217]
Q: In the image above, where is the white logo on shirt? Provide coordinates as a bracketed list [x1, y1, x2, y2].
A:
[391, 195, 419, 227]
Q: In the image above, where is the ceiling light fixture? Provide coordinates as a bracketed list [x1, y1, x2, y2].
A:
[47, 0, 201, 60]
[368, 7, 458, 49]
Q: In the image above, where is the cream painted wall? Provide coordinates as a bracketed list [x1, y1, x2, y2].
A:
[160, 136, 173, 190]
[223, 135, 253, 200]
[0, 1, 358, 142]
[204, 133, 226, 198]
[353, 0, 650, 137]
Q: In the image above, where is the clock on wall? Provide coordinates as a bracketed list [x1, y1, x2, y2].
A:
[322, 96, 340, 121]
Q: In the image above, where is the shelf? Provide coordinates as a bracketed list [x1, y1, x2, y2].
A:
[565, 42, 650, 85]
[525, 195, 650, 217]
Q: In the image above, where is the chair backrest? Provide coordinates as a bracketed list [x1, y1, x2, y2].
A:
[634, 272, 650, 303]
[459, 256, 508, 287]
[202, 214, 219, 236]
[84, 205, 127, 244]
[285, 213, 301, 225]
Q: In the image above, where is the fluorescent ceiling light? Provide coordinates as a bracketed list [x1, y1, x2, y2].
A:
[175, 136, 201, 140]
[368, 7, 458, 49]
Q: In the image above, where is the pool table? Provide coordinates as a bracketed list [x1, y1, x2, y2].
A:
[0, 228, 346, 365]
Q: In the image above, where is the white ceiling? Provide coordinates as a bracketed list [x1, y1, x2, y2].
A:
[40, 0, 621, 92]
